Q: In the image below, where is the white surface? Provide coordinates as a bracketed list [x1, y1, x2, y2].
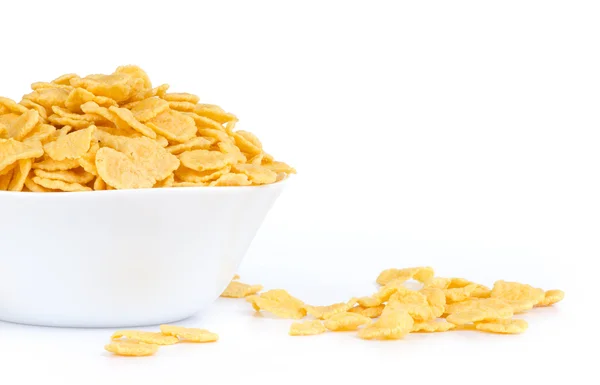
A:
[0, 0, 597, 383]
[0, 183, 284, 327]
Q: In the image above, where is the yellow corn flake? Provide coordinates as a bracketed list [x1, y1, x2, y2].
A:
[324, 312, 372, 331]
[25, 177, 53, 192]
[233, 131, 262, 156]
[146, 110, 197, 142]
[420, 287, 446, 318]
[115, 65, 152, 91]
[71, 73, 136, 102]
[388, 288, 434, 322]
[197, 128, 231, 143]
[490, 280, 546, 306]
[33, 168, 94, 184]
[220, 281, 263, 298]
[166, 137, 214, 155]
[23, 88, 70, 114]
[412, 319, 456, 332]
[231, 164, 277, 185]
[444, 298, 509, 315]
[536, 289, 565, 307]
[52, 73, 79, 86]
[32, 176, 92, 192]
[19, 99, 48, 121]
[167, 101, 196, 112]
[151, 84, 170, 98]
[194, 104, 237, 123]
[475, 318, 528, 334]
[446, 299, 514, 326]
[304, 299, 358, 320]
[65, 87, 117, 113]
[0, 97, 29, 114]
[111, 331, 179, 345]
[172, 181, 207, 187]
[32, 158, 80, 171]
[175, 165, 231, 184]
[14, 110, 41, 140]
[163, 92, 200, 104]
[43, 125, 95, 161]
[109, 106, 157, 138]
[51, 106, 103, 123]
[246, 289, 306, 319]
[154, 173, 174, 188]
[81, 102, 129, 131]
[0, 138, 44, 171]
[8, 159, 33, 191]
[184, 112, 223, 131]
[263, 161, 297, 174]
[95, 147, 155, 189]
[0, 162, 15, 176]
[348, 304, 385, 318]
[444, 284, 479, 304]
[356, 296, 383, 308]
[23, 124, 56, 142]
[47, 114, 95, 129]
[93, 176, 106, 190]
[358, 303, 414, 340]
[209, 173, 251, 186]
[179, 149, 235, 172]
[218, 141, 246, 163]
[376, 266, 434, 286]
[104, 340, 159, 357]
[129, 97, 170, 122]
[289, 320, 327, 336]
[96, 124, 142, 138]
[159, 325, 218, 343]
[447, 278, 491, 298]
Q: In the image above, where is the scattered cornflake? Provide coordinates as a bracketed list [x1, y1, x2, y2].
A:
[159, 325, 218, 343]
[474, 319, 528, 334]
[112, 331, 179, 345]
[104, 340, 159, 357]
[324, 312, 372, 331]
[289, 320, 327, 336]
[221, 281, 263, 298]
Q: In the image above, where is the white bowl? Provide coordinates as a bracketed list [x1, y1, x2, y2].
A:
[0, 181, 287, 328]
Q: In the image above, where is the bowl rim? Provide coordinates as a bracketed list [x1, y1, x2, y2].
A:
[0, 175, 291, 197]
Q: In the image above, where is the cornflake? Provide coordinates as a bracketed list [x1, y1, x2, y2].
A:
[474, 319, 528, 334]
[105, 340, 159, 357]
[159, 325, 218, 343]
[289, 320, 327, 336]
[221, 281, 263, 298]
[323, 312, 372, 331]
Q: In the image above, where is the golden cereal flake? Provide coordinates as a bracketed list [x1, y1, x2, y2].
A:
[231, 164, 277, 185]
[491, 280, 545, 306]
[179, 149, 235, 172]
[43, 125, 95, 161]
[71, 73, 136, 102]
[388, 288, 434, 322]
[246, 289, 306, 319]
[166, 137, 214, 155]
[197, 128, 231, 143]
[233, 131, 262, 156]
[129, 97, 170, 122]
[65, 87, 117, 113]
[95, 147, 155, 190]
[32, 158, 80, 171]
[376, 267, 434, 286]
[5, 109, 40, 140]
[115, 65, 152, 91]
[412, 319, 456, 333]
[32, 176, 92, 192]
[175, 166, 231, 184]
[104, 340, 159, 357]
[348, 304, 385, 318]
[167, 101, 196, 112]
[446, 300, 514, 326]
[163, 92, 200, 104]
[474, 319, 528, 334]
[358, 303, 414, 340]
[0, 169, 13, 191]
[289, 320, 327, 336]
[0, 139, 44, 171]
[109, 106, 157, 138]
[51, 73, 79, 86]
[19, 99, 48, 121]
[324, 312, 372, 331]
[0, 97, 28, 114]
[444, 284, 479, 304]
[23, 124, 56, 142]
[209, 173, 251, 186]
[184, 112, 223, 131]
[263, 161, 297, 174]
[536, 290, 565, 307]
[111, 331, 179, 345]
[93, 176, 106, 190]
[146, 110, 197, 143]
[304, 298, 358, 320]
[194, 104, 237, 123]
[420, 287, 446, 318]
[220, 281, 263, 298]
[159, 325, 218, 343]
[33, 168, 95, 184]
[23, 88, 70, 114]
[8, 159, 33, 191]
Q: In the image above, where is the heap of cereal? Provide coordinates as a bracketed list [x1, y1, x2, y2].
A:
[0, 65, 295, 192]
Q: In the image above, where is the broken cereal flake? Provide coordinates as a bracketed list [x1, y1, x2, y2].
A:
[376, 267, 434, 286]
[159, 325, 218, 343]
[220, 281, 263, 298]
[535, 290, 565, 307]
[358, 304, 414, 340]
[104, 340, 158, 357]
[323, 312, 372, 331]
[111, 331, 179, 345]
[474, 318, 528, 334]
[304, 298, 358, 320]
[348, 305, 385, 318]
[412, 319, 456, 333]
[490, 280, 546, 306]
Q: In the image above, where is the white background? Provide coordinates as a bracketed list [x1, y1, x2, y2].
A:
[1, 0, 597, 383]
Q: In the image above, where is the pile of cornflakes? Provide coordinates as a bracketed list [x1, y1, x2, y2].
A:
[223, 267, 564, 339]
[105, 325, 218, 356]
[0, 65, 295, 192]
